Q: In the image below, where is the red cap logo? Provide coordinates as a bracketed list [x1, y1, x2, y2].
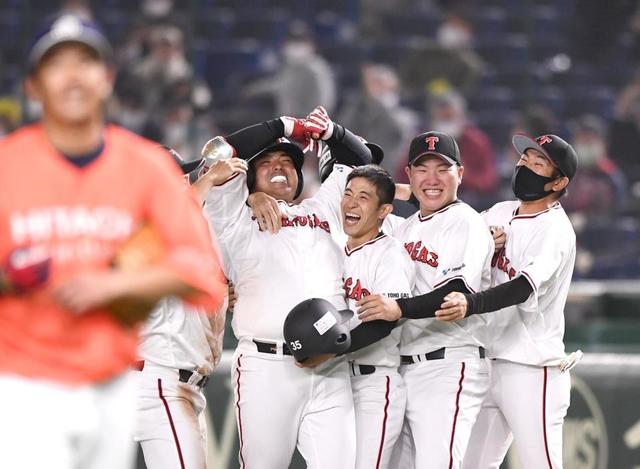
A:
[537, 135, 552, 145]
[425, 136, 439, 151]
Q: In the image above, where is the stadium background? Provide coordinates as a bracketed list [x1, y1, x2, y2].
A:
[2, 0, 638, 467]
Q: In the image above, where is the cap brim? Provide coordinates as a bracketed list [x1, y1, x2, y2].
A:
[408, 151, 456, 167]
[512, 134, 550, 160]
[365, 142, 385, 165]
[249, 142, 304, 169]
[180, 158, 205, 175]
[338, 309, 355, 324]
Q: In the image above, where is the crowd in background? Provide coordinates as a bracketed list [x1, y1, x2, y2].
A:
[1, 0, 640, 279]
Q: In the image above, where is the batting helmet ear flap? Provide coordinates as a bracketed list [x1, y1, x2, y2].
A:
[294, 168, 304, 199]
[246, 164, 257, 193]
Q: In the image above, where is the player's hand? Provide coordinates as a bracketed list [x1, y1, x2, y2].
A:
[201, 158, 248, 187]
[0, 245, 51, 295]
[435, 292, 468, 322]
[394, 183, 412, 201]
[247, 192, 283, 233]
[295, 353, 336, 368]
[357, 294, 402, 322]
[490, 225, 506, 253]
[54, 271, 129, 314]
[280, 116, 309, 142]
[227, 281, 237, 313]
[304, 106, 334, 141]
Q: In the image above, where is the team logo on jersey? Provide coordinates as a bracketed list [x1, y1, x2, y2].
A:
[491, 249, 516, 279]
[252, 213, 330, 233]
[404, 241, 438, 268]
[343, 277, 370, 301]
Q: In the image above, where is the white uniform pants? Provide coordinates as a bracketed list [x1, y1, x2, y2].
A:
[232, 349, 356, 469]
[462, 359, 571, 469]
[0, 372, 137, 469]
[350, 367, 406, 469]
[134, 362, 208, 469]
[396, 346, 490, 469]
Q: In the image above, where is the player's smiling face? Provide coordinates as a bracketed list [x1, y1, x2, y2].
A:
[406, 154, 463, 215]
[341, 177, 390, 242]
[27, 42, 113, 126]
[253, 151, 299, 202]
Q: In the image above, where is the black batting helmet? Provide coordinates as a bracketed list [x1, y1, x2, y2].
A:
[246, 139, 305, 199]
[283, 298, 352, 362]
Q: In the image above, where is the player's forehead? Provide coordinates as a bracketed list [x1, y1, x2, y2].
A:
[345, 176, 377, 194]
[411, 154, 451, 169]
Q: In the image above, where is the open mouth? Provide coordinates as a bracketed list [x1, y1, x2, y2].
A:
[344, 212, 361, 226]
[422, 188, 443, 198]
[270, 175, 287, 184]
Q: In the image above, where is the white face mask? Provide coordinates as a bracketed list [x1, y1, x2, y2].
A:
[283, 42, 313, 63]
[573, 141, 604, 168]
[431, 119, 465, 139]
[437, 25, 471, 49]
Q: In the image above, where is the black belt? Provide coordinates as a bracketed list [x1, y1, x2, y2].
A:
[350, 363, 376, 375]
[400, 347, 485, 365]
[253, 339, 292, 356]
[133, 360, 210, 388]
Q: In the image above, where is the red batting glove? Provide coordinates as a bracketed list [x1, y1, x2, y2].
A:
[304, 106, 334, 141]
[1, 245, 51, 294]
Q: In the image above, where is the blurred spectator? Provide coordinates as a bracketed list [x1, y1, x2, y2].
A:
[338, 63, 417, 174]
[608, 76, 640, 185]
[244, 21, 336, 116]
[564, 115, 627, 215]
[398, 12, 483, 95]
[426, 90, 499, 210]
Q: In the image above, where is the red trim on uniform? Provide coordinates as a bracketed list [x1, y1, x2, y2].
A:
[448, 362, 466, 469]
[520, 271, 537, 294]
[418, 200, 461, 222]
[158, 379, 186, 469]
[433, 275, 476, 294]
[542, 366, 553, 469]
[235, 355, 246, 468]
[345, 233, 387, 256]
[214, 171, 241, 187]
[375, 376, 391, 469]
[510, 202, 561, 221]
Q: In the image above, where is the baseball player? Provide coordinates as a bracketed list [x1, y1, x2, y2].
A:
[340, 165, 415, 469]
[134, 147, 229, 469]
[356, 131, 494, 469]
[201, 107, 374, 468]
[435, 134, 579, 469]
[0, 14, 225, 469]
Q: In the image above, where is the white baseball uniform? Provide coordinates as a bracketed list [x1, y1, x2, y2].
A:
[134, 292, 228, 469]
[463, 200, 576, 469]
[204, 163, 356, 469]
[391, 200, 494, 469]
[343, 233, 415, 469]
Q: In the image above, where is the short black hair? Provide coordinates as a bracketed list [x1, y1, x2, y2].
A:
[345, 165, 395, 205]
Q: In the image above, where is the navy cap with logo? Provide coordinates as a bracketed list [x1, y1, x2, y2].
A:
[28, 14, 112, 70]
[512, 134, 578, 181]
[407, 131, 462, 167]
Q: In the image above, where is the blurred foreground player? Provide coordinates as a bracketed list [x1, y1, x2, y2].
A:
[0, 14, 225, 469]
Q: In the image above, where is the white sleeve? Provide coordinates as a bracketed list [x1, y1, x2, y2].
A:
[203, 173, 249, 239]
[383, 213, 406, 234]
[518, 225, 572, 297]
[373, 248, 415, 300]
[432, 217, 494, 293]
[305, 163, 352, 223]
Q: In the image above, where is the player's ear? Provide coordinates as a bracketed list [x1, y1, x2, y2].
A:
[404, 165, 411, 179]
[548, 176, 569, 193]
[23, 76, 40, 102]
[378, 203, 393, 221]
[101, 66, 116, 100]
[457, 165, 464, 183]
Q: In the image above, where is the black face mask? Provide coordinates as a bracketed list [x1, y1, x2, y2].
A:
[511, 165, 556, 201]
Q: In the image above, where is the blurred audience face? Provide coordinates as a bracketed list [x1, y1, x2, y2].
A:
[362, 64, 400, 108]
[573, 130, 606, 168]
[437, 15, 473, 49]
[430, 92, 466, 139]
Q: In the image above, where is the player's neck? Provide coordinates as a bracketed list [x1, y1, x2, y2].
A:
[42, 114, 105, 156]
[347, 226, 382, 251]
[517, 195, 559, 215]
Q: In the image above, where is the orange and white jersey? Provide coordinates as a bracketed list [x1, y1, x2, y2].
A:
[0, 124, 226, 384]
[343, 233, 414, 368]
[393, 201, 493, 356]
[481, 200, 576, 366]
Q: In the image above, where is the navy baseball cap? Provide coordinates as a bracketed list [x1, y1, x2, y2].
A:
[512, 134, 578, 181]
[28, 14, 112, 70]
[407, 131, 462, 167]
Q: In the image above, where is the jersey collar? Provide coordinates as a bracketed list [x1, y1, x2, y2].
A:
[418, 199, 461, 222]
[344, 232, 386, 256]
[511, 201, 561, 222]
